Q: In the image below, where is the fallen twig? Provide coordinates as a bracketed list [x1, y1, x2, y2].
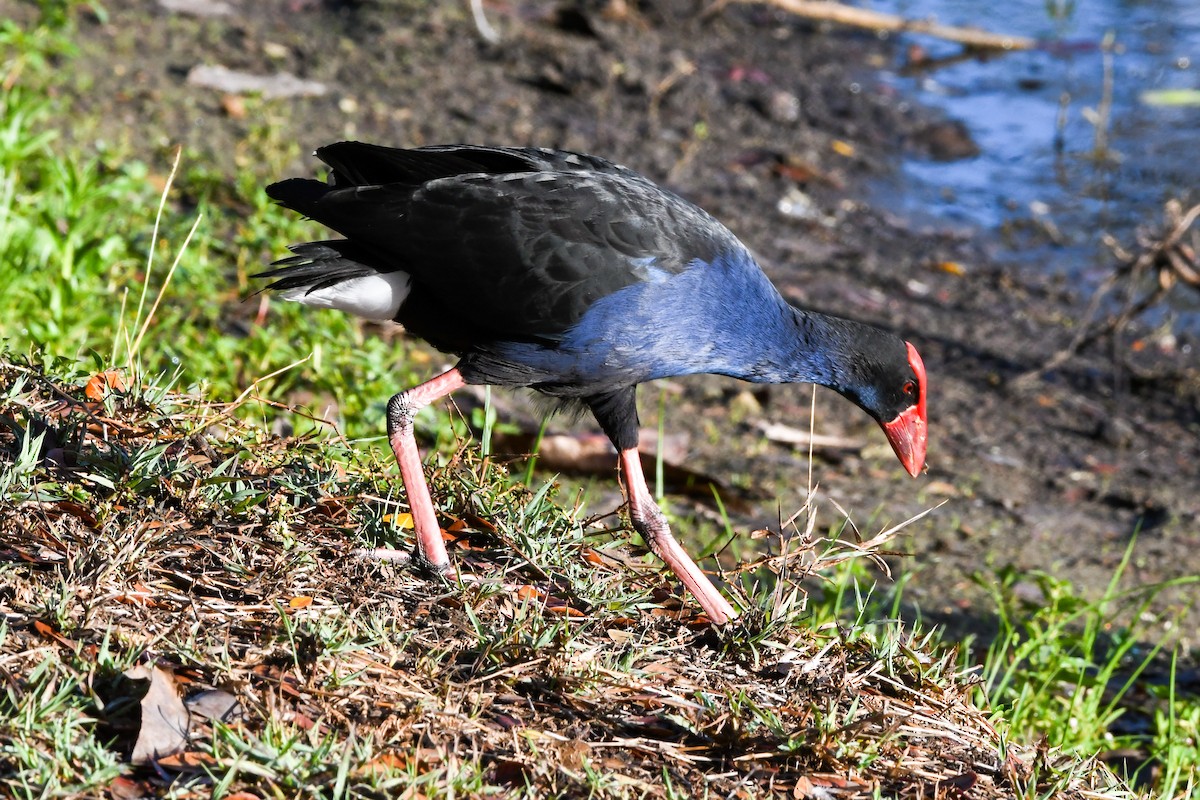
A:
[1017, 199, 1200, 385]
[706, 0, 1036, 51]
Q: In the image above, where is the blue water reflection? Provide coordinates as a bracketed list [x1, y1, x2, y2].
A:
[869, 0, 1200, 255]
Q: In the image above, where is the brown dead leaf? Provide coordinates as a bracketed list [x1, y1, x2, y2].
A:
[51, 500, 97, 526]
[557, 739, 590, 772]
[33, 620, 76, 649]
[154, 751, 219, 772]
[533, 432, 617, 473]
[125, 664, 189, 764]
[248, 662, 302, 700]
[462, 512, 497, 533]
[108, 776, 152, 800]
[516, 585, 545, 602]
[581, 548, 605, 566]
[936, 771, 979, 795]
[84, 374, 105, 401]
[357, 751, 409, 776]
[84, 370, 125, 400]
[288, 595, 313, 609]
[291, 711, 319, 731]
[116, 583, 157, 607]
[185, 689, 243, 723]
[544, 601, 585, 618]
[358, 748, 443, 777]
[640, 659, 681, 675]
[314, 496, 348, 519]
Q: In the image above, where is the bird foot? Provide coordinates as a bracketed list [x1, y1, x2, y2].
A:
[351, 546, 461, 580]
[352, 546, 412, 564]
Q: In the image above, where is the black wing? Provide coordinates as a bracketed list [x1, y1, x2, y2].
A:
[319, 141, 647, 185]
[265, 142, 740, 342]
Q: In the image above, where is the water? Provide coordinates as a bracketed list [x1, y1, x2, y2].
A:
[867, 0, 1200, 300]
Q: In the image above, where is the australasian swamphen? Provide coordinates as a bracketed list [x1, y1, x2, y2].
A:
[259, 142, 927, 624]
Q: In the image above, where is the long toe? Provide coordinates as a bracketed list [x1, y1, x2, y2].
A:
[352, 546, 413, 565]
[353, 546, 459, 580]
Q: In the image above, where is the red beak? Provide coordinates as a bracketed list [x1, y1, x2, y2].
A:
[881, 405, 926, 477]
[880, 342, 927, 477]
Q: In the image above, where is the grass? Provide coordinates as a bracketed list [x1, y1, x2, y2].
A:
[0, 352, 1146, 798]
[0, 12, 441, 450]
[973, 561, 1199, 797]
[0, 5, 1197, 799]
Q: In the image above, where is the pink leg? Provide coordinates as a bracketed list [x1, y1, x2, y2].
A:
[383, 368, 467, 572]
[619, 449, 737, 624]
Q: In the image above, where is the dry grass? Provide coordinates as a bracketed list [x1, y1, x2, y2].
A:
[0, 354, 1132, 798]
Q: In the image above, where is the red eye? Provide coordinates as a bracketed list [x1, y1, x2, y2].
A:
[903, 381, 916, 396]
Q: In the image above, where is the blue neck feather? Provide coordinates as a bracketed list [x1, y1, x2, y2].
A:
[547, 248, 872, 393]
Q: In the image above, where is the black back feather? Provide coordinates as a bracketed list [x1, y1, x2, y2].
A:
[262, 142, 740, 345]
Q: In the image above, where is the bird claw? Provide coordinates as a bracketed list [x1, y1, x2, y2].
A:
[352, 546, 412, 564]
[352, 546, 460, 580]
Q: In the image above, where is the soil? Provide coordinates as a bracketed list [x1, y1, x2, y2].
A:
[31, 0, 1200, 648]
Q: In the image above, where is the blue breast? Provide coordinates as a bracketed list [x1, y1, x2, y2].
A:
[493, 248, 816, 390]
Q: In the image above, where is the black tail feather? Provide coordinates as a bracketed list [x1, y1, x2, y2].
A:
[265, 178, 333, 217]
[253, 240, 383, 294]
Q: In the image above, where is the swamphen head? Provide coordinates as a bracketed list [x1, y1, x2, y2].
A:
[838, 339, 927, 477]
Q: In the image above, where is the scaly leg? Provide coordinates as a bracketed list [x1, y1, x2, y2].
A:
[619, 448, 737, 624]
[379, 368, 467, 572]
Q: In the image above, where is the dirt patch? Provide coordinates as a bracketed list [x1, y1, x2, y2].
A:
[0, 354, 1128, 798]
[51, 0, 1200, 646]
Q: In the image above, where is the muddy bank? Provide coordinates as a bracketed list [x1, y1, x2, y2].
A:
[50, 0, 1200, 645]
